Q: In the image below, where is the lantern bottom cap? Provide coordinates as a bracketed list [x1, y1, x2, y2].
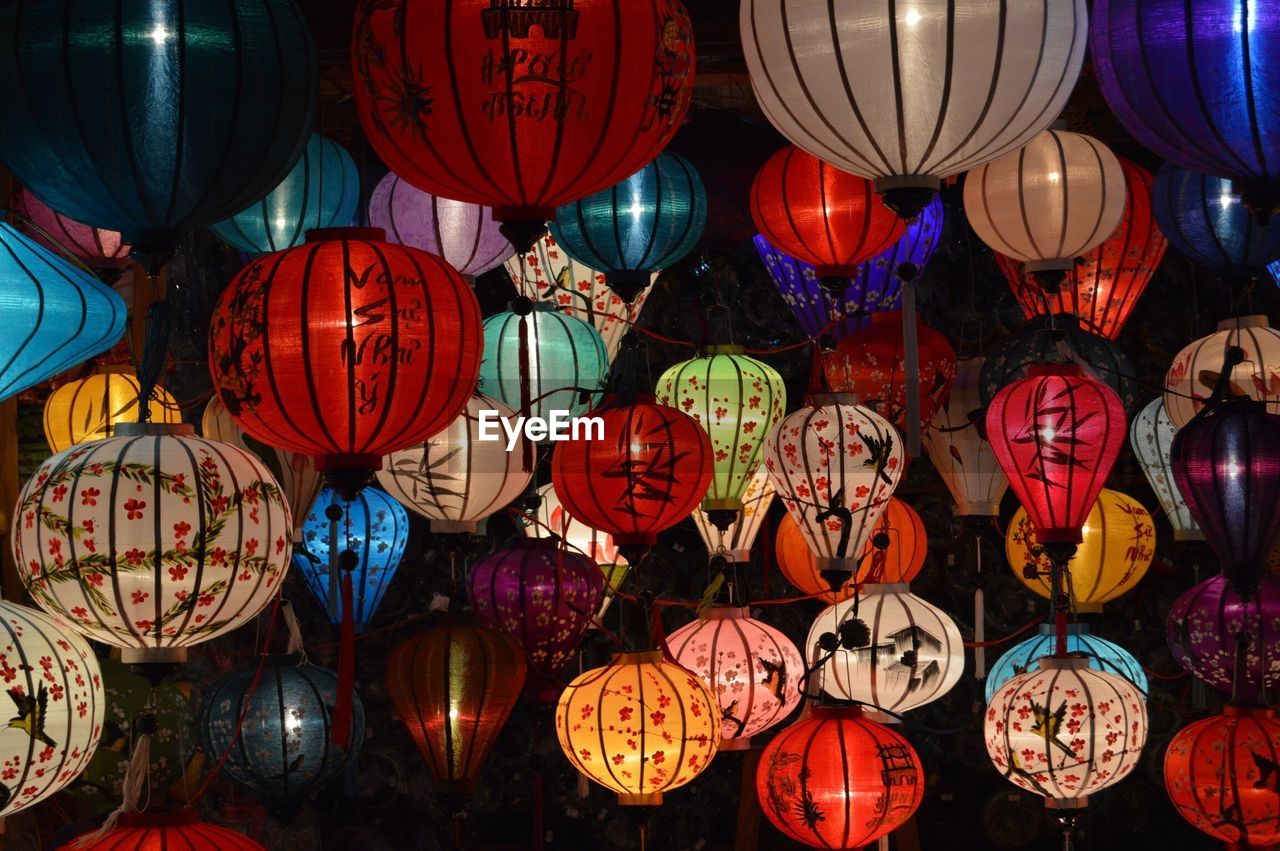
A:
[1024, 258, 1074, 274]
[718, 736, 751, 751]
[114, 422, 195, 437]
[121, 647, 188, 665]
[1074, 602, 1103, 614]
[860, 707, 900, 725]
[702, 497, 744, 512]
[1044, 796, 1088, 811]
[617, 792, 662, 806]
[956, 502, 1000, 517]
[430, 519, 479, 534]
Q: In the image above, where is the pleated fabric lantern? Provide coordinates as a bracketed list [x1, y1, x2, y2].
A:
[14, 424, 291, 663]
[352, 0, 695, 248]
[61, 813, 264, 851]
[479, 303, 609, 428]
[556, 650, 720, 805]
[1130, 398, 1203, 542]
[208, 228, 483, 493]
[292, 487, 409, 634]
[656, 346, 786, 527]
[923, 357, 1010, 518]
[757, 707, 923, 849]
[469, 538, 603, 701]
[551, 397, 713, 550]
[386, 614, 526, 799]
[750, 146, 904, 287]
[0, 601, 103, 818]
[985, 365, 1127, 547]
[860, 498, 929, 585]
[377, 394, 532, 534]
[775, 513, 853, 604]
[667, 606, 804, 751]
[1005, 489, 1155, 613]
[807, 584, 964, 713]
[692, 464, 775, 564]
[741, 0, 1087, 217]
[0, 0, 316, 261]
[520, 483, 629, 620]
[43, 367, 181, 454]
[1164, 316, 1280, 428]
[0, 223, 126, 401]
[1151, 165, 1280, 276]
[211, 134, 361, 254]
[1165, 706, 1280, 848]
[507, 233, 653, 362]
[995, 157, 1166, 340]
[1168, 574, 1280, 705]
[201, 657, 363, 808]
[984, 624, 1148, 704]
[14, 188, 130, 270]
[985, 657, 1147, 808]
[552, 151, 707, 303]
[369, 172, 513, 278]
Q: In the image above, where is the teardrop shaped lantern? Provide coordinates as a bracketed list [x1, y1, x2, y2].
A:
[985, 623, 1147, 704]
[1130, 398, 1203, 542]
[923, 356, 1010, 518]
[1152, 165, 1280, 275]
[60, 812, 264, 851]
[43, 366, 181, 453]
[692, 463, 775, 564]
[1164, 316, 1280, 429]
[14, 188, 130, 270]
[1168, 574, 1280, 705]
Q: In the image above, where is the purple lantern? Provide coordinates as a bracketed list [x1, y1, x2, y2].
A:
[368, 172, 514, 277]
[1168, 574, 1280, 705]
[755, 195, 944, 340]
[469, 537, 603, 702]
[1172, 398, 1280, 583]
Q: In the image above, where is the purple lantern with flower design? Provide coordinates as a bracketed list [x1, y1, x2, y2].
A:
[1168, 574, 1280, 705]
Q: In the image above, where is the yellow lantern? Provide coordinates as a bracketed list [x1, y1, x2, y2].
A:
[43, 365, 181, 452]
[556, 651, 720, 805]
[1006, 488, 1155, 612]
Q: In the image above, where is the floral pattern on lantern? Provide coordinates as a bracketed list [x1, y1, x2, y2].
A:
[1167, 574, 1280, 705]
[1164, 316, 1280, 429]
[43, 367, 181, 453]
[923, 356, 1010, 517]
[985, 624, 1148, 704]
[1130, 397, 1202, 541]
[692, 464, 775, 563]
[520, 483, 629, 621]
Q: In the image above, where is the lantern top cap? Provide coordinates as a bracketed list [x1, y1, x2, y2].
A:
[305, 227, 387, 244]
[92, 363, 134, 376]
[704, 606, 749, 621]
[1035, 654, 1091, 671]
[114, 422, 195, 437]
[1025, 363, 1082, 378]
[1216, 315, 1270, 331]
[809, 392, 856, 406]
[1037, 622, 1088, 637]
[612, 650, 664, 665]
[1223, 704, 1276, 718]
[861, 582, 911, 595]
[704, 344, 745, 356]
[808, 704, 866, 720]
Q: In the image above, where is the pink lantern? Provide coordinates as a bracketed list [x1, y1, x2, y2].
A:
[16, 187, 130, 269]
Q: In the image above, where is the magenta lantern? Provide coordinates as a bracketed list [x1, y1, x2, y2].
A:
[1168, 574, 1280, 706]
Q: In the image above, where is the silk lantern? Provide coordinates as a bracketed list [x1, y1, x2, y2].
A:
[377, 394, 532, 534]
[1151, 165, 1280, 276]
[293, 487, 409, 634]
[352, 0, 696, 249]
[692, 463, 775, 564]
[556, 650, 719, 805]
[0, 0, 316, 261]
[386, 614, 526, 799]
[923, 357, 1010, 517]
[757, 707, 924, 849]
[208, 228, 483, 493]
[1165, 706, 1280, 848]
[986, 365, 1127, 546]
[1005, 489, 1155, 613]
[1168, 574, 1280, 705]
[656, 346, 785, 527]
[552, 151, 707, 303]
[211, 134, 360, 254]
[43, 367, 181, 454]
[775, 513, 853, 604]
[59, 813, 263, 851]
[521, 483, 629, 621]
[741, 0, 1087, 217]
[985, 624, 1148, 704]
[14, 424, 291, 663]
[1164, 316, 1280, 428]
[14, 188, 130, 270]
[1130, 398, 1203, 541]
[369, 173, 513, 278]
[0, 223, 126, 401]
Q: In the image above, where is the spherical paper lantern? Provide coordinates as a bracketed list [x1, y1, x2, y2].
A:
[208, 227, 483, 489]
[1005, 489, 1155, 612]
[0, 0, 316, 258]
[552, 151, 707, 303]
[741, 0, 1087, 215]
[757, 707, 923, 849]
[775, 512, 853, 604]
[986, 365, 1127, 546]
[352, 0, 696, 247]
[667, 606, 804, 750]
[923, 356, 1010, 517]
[1152, 165, 1280, 276]
[60, 812, 264, 851]
[15, 424, 291, 663]
[1168, 574, 1280, 705]
[386, 614, 526, 799]
[14, 187, 130, 270]
[377, 394, 532, 534]
[202, 656, 363, 807]
[1130, 398, 1203, 542]
[211, 134, 360, 254]
[521, 483, 629, 620]
[985, 656, 1147, 807]
[43, 367, 181, 453]
[1165, 706, 1280, 848]
[692, 463, 775, 563]
[1164, 316, 1280, 429]
[556, 650, 719, 805]
[985, 624, 1147, 704]
[369, 172, 514, 278]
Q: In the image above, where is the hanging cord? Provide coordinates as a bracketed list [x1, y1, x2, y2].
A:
[899, 263, 922, 458]
[134, 293, 171, 423]
[281, 599, 309, 663]
[81, 715, 154, 842]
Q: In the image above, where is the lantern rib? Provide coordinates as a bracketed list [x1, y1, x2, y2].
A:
[275, 246, 335, 453]
[1178, 3, 1257, 178]
[435, 0, 509, 203]
[163, 437, 215, 647]
[836, 713, 854, 849]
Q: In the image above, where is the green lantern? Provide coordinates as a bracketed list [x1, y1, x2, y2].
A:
[656, 345, 786, 530]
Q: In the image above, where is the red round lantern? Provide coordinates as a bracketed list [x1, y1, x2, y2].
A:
[60, 812, 263, 850]
[551, 395, 712, 550]
[757, 706, 924, 849]
[208, 227, 483, 492]
[986, 364, 1127, 545]
[751, 146, 905, 282]
[351, 0, 696, 248]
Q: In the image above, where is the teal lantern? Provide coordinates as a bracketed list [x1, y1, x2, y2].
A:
[0, 223, 126, 401]
[292, 486, 409, 633]
[984, 623, 1148, 703]
[550, 152, 707, 303]
[211, 134, 360, 254]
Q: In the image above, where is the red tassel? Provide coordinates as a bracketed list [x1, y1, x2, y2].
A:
[331, 571, 356, 748]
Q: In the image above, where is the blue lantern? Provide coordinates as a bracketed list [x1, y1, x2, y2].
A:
[211, 134, 360, 254]
[1152, 164, 1280, 277]
[201, 656, 363, 808]
[550, 152, 707, 303]
[984, 623, 1148, 704]
[0, 223, 126, 401]
[293, 487, 409, 633]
